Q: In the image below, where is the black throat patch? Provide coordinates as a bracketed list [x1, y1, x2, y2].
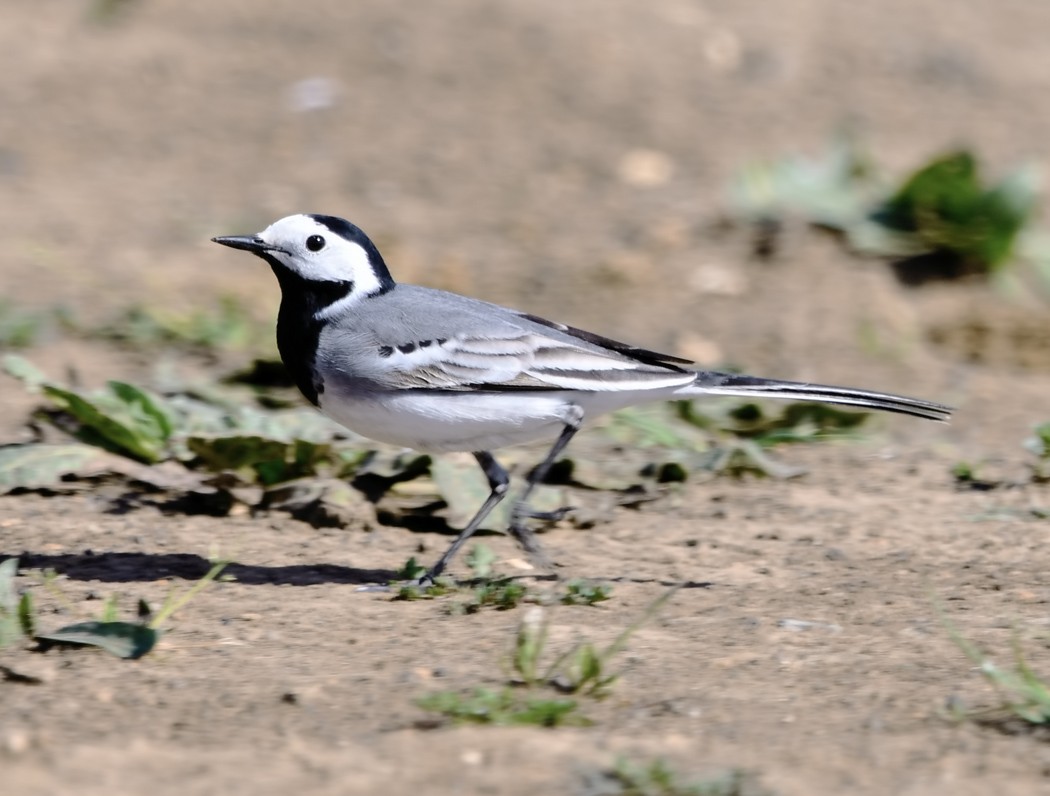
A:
[268, 261, 353, 406]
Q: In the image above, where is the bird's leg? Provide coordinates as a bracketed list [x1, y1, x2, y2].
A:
[506, 408, 583, 567]
[422, 451, 510, 583]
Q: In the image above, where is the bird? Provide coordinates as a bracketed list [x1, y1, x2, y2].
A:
[212, 213, 952, 581]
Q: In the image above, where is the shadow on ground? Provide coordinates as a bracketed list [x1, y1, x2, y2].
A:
[0, 552, 396, 586]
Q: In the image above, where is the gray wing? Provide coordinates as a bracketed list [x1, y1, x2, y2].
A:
[319, 285, 697, 393]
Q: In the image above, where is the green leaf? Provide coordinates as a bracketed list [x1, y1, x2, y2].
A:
[395, 557, 428, 582]
[18, 593, 35, 638]
[187, 435, 334, 485]
[42, 385, 165, 462]
[678, 399, 868, 446]
[2, 354, 47, 390]
[108, 381, 175, 441]
[561, 580, 612, 606]
[188, 434, 284, 475]
[873, 151, 1036, 272]
[37, 621, 159, 659]
[0, 443, 114, 490]
[416, 687, 585, 727]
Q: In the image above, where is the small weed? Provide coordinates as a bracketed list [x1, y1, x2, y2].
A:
[146, 558, 229, 631]
[509, 605, 549, 685]
[513, 586, 680, 696]
[605, 757, 765, 796]
[22, 558, 229, 660]
[951, 461, 977, 482]
[415, 687, 586, 728]
[1024, 422, 1050, 482]
[463, 580, 529, 613]
[395, 581, 453, 601]
[0, 559, 35, 649]
[950, 460, 1003, 492]
[419, 587, 680, 728]
[391, 547, 532, 609]
[561, 579, 613, 606]
[947, 622, 1050, 727]
[398, 545, 537, 613]
[395, 556, 428, 582]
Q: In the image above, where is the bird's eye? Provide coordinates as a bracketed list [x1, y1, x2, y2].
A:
[306, 235, 326, 252]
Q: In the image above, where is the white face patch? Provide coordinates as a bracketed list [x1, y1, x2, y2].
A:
[257, 214, 383, 296]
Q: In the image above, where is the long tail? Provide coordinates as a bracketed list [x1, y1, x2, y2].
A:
[683, 371, 952, 422]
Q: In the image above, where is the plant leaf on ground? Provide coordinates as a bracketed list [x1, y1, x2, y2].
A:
[1, 355, 881, 532]
[599, 757, 768, 796]
[415, 687, 586, 728]
[872, 151, 1037, 277]
[727, 138, 1041, 282]
[394, 547, 614, 612]
[0, 443, 129, 490]
[31, 558, 227, 660]
[1, 356, 377, 500]
[41, 382, 173, 463]
[540, 585, 680, 697]
[36, 621, 159, 660]
[561, 579, 613, 606]
[419, 586, 676, 727]
[676, 399, 870, 445]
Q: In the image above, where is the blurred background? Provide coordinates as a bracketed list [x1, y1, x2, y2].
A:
[4, 0, 1050, 444]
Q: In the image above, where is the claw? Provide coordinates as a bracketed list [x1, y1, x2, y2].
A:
[520, 505, 575, 523]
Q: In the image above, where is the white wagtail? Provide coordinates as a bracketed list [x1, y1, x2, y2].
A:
[213, 213, 952, 581]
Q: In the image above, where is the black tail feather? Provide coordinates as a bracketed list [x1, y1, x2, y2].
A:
[687, 372, 952, 422]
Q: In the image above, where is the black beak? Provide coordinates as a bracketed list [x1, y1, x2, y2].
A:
[211, 235, 280, 254]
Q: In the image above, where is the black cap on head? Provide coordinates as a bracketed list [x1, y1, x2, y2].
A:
[307, 214, 394, 289]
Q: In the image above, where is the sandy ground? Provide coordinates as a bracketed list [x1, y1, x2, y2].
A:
[4, 1, 1050, 794]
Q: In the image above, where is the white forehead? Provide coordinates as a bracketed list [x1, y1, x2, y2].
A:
[259, 214, 331, 247]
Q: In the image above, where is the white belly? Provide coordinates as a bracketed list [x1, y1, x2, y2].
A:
[318, 390, 578, 452]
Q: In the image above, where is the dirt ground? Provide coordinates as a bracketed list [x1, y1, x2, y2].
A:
[5, 1, 1050, 794]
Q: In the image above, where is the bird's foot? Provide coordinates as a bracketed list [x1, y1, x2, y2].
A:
[507, 503, 574, 573]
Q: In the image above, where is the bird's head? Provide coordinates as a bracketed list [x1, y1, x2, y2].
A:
[212, 214, 395, 301]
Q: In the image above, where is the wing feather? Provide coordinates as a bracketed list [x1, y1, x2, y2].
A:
[374, 327, 695, 393]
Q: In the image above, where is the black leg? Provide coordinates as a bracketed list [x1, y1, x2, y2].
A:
[507, 417, 582, 567]
[423, 451, 510, 582]
[423, 408, 584, 582]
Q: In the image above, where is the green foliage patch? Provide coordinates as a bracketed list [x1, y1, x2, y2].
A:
[728, 137, 1041, 282]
